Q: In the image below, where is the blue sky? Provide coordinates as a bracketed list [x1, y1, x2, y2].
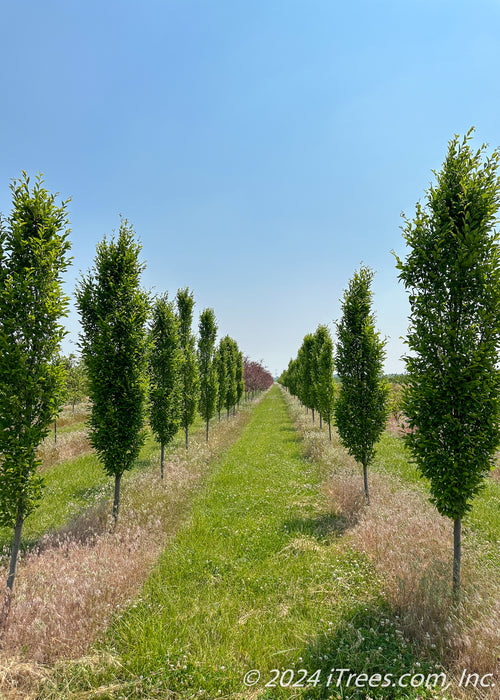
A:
[2, 0, 500, 375]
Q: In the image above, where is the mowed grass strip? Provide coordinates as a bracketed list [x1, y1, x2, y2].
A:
[56, 385, 438, 699]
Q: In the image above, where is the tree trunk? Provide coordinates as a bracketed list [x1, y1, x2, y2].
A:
[54, 419, 57, 444]
[206, 419, 209, 442]
[319, 414, 322, 430]
[112, 472, 122, 525]
[233, 405, 235, 416]
[363, 462, 370, 505]
[227, 408, 230, 420]
[185, 426, 189, 450]
[312, 408, 315, 423]
[453, 516, 461, 597]
[218, 409, 221, 422]
[72, 399, 75, 414]
[7, 507, 24, 592]
[328, 422, 332, 441]
[160, 441, 164, 480]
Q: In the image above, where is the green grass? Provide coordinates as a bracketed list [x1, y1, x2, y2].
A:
[0, 412, 210, 552]
[372, 432, 500, 555]
[52, 386, 441, 699]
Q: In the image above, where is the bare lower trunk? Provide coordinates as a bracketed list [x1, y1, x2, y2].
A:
[54, 419, 57, 444]
[218, 409, 221, 422]
[363, 462, 370, 505]
[227, 408, 230, 420]
[7, 507, 24, 592]
[160, 442, 164, 480]
[453, 516, 461, 597]
[233, 405, 235, 416]
[319, 414, 322, 430]
[206, 419, 209, 442]
[1, 507, 24, 631]
[185, 426, 189, 450]
[112, 472, 122, 525]
[312, 408, 315, 423]
[328, 422, 332, 441]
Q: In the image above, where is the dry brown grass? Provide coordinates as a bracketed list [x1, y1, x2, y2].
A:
[36, 403, 92, 472]
[0, 406, 254, 696]
[37, 430, 91, 472]
[282, 389, 500, 699]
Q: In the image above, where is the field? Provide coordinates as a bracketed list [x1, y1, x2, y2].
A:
[0, 386, 498, 699]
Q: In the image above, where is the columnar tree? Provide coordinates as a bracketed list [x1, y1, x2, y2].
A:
[219, 335, 237, 418]
[198, 308, 218, 441]
[298, 334, 316, 419]
[334, 266, 388, 504]
[215, 342, 227, 421]
[235, 349, 245, 408]
[314, 325, 336, 440]
[176, 288, 200, 449]
[0, 173, 71, 597]
[76, 220, 149, 524]
[149, 294, 182, 478]
[396, 131, 500, 594]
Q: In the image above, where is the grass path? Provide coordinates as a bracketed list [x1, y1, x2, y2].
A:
[53, 385, 439, 700]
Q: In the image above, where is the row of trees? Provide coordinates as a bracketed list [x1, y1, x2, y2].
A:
[280, 326, 336, 438]
[283, 130, 500, 596]
[0, 177, 265, 600]
[76, 228, 251, 521]
[280, 267, 388, 505]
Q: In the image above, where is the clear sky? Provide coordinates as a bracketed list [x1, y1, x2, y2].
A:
[1, 0, 500, 375]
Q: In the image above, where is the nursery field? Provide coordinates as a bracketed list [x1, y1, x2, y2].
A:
[0, 385, 499, 699]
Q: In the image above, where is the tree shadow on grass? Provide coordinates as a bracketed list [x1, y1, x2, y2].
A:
[258, 601, 441, 700]
[278, 424, 301, 445]
[284, 511, 357, 541]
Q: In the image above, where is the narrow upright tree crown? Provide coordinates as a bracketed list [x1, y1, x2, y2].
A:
[0, 173, 71, 524]
[176, 288, 200, 444]
[334, 266, 388, 491]
[396, 131, 500, 521]
[149, 294, 182, 451]
[235, 350, 245, 405]
[0, 173, 71, 592]
[215, 342, 227, 419]
[297, 334, 316, 412]
[198, 307, 218, 431]
[314, 325, 336, 427]
[219, 335, 237, 415]
[76, 220, 149, 518]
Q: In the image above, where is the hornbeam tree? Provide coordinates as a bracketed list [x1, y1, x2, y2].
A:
[334, 266, 388, 504]
[198, 308, 218, 441]
[219, 335, 237, 418]
[176, 288, 200, 449]
[236, 349, 245, 408]
[396, 130, 500, 595]
[314, 325, 336, 440]
[297, 334, 316, 419]
[149, 294, 182, 478]
[76, 220, 149, 524]
[215, 342, 227, 421]
[0, 173, 71, 598]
